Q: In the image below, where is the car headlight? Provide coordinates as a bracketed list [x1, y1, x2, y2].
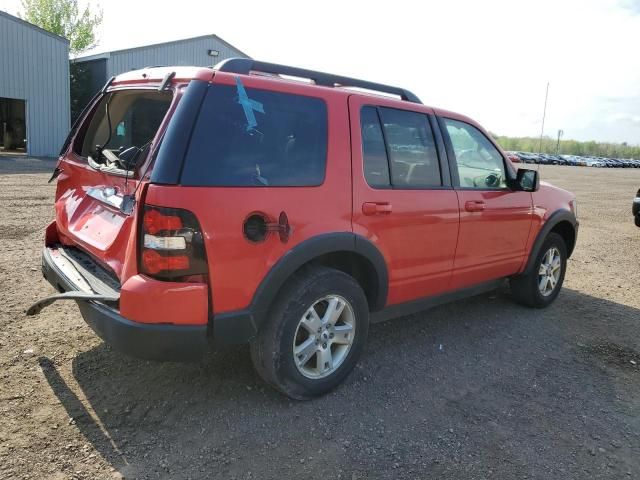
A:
[569, 199, 578, 219]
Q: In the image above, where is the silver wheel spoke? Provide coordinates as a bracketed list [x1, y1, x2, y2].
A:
[317, 346, 333, 374]
[545, 249, 553, 265]
[332, 324, 353, 344]
[539, 264, 547, 275]
[539, 275, 549, 293]
[551, 256, 561, 272]
[323, 297, 345, 326]
[301, 307, 322, 334]
[294, 337, 317, 367]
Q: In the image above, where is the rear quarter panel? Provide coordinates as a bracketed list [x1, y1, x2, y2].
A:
[145, 75, 352, 314]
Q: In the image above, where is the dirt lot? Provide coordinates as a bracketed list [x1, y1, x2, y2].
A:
[1, 159, 639, 479]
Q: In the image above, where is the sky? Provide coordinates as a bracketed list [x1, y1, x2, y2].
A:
[2, 0, 640, 144]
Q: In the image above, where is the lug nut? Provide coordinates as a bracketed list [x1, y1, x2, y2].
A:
[322, 343, 327, 349]
[329, 333, 334, 339]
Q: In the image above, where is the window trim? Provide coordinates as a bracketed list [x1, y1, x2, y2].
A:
[360, 105, 451, 191]
[437, 115, 512, 191]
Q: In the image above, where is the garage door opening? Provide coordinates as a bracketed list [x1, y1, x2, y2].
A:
[0, 97, 27, 155]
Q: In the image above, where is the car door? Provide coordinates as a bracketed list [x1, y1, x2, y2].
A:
[439, 116, 533, 290]
[349, 96, 460, 306]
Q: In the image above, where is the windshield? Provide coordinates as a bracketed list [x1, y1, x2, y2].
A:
[75, 89, 172, 170]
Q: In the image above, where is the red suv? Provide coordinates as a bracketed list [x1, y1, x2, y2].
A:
[29, 59, 578, 399]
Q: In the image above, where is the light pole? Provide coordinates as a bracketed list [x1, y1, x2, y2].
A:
[538, 82, 549, 153]
[556, 129, 563, 155]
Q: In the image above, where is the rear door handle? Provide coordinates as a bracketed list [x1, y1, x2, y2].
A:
[464, 200, 486, 212]
[362, 202, 392, 216]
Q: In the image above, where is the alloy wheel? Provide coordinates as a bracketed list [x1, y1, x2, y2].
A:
[538, 247, 562, 296]
[292, 295, 356, 379]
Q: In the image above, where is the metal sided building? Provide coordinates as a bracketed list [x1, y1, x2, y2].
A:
[0, 10, 70, 157]
[71, 34, 250, 120]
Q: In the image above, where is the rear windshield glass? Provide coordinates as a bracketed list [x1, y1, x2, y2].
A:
[180, 83, 328, 187]
[75, 90, 172, 159]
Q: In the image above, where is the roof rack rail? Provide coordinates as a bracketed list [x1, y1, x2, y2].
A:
[215, 58, 422, 104]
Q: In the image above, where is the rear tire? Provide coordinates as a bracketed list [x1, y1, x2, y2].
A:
[511, 232, 567, 308]
[250, 267, 369, 400]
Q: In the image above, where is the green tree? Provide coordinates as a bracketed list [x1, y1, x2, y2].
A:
[21, 0, 102, 55]
[69, 61, 93, 121]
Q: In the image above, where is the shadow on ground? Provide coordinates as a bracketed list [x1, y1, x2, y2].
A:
[39, 288, 640, 479]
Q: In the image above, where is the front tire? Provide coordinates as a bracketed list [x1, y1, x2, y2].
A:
[250, 267, 369, 400]
[511, 232, 567, 308]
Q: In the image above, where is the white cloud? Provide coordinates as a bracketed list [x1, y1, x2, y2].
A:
[2, 0, 639, 143]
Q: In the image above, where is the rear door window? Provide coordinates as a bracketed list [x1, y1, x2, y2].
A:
[181, 83, 328, 187]
[360, 106, 390, 188]
[360, 106, 441, 189]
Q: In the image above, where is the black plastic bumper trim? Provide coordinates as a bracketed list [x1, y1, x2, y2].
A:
[41, 247, 208, 361]
[211, 309, 260, 348]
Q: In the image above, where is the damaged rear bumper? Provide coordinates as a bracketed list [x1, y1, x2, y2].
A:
[37, 246, 208, 361]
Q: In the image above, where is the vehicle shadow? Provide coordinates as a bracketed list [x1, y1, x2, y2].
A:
[40, 287, 640, 478]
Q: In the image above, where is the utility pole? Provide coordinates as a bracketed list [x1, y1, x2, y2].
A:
[539, 82, 549, 153]
[556, 129, 563, 155]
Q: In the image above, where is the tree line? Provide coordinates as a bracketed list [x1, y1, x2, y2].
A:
[493, 134, 640, 159]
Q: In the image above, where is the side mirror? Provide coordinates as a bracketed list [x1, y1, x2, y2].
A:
[511, 168, 539, 192]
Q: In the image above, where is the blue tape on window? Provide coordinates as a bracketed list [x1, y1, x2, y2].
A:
[235, 76, 265, 132]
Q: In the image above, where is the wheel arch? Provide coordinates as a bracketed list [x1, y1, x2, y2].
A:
[251, 233, 388, 320]
[522, 209, 578, 275]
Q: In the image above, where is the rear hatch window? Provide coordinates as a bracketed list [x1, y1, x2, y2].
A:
[180, 83, 328, 187]
[74, 89, 173, 174]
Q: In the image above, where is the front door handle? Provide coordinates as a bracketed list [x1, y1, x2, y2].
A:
[362, 202, 392, 216]
[465, 200, 486, 212]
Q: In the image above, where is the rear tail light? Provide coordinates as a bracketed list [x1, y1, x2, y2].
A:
[139, 205, 208, 280]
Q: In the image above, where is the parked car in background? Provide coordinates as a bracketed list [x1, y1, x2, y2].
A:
[608, 158, 623, 168]
[507, 152, 522, 163]
[500, 153, 639, 168]
[27, 59, 579, 399]
[517, 152, 538, 163]
[585, 158, 605, 167]
[527, 153, 542, 163]
[537, 154, 562, 165]
[560, 155, 580, 166]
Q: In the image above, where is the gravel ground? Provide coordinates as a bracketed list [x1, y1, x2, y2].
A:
[1, 160, 639, 479]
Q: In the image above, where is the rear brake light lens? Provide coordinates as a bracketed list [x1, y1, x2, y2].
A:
[139, 205, 208, 280]
[143, 208, 183, 234]
[141, 250, 190, 274]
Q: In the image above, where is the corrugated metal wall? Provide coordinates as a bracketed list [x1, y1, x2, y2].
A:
[0, 11, 70, 157]
[106, 35, 248, 77]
